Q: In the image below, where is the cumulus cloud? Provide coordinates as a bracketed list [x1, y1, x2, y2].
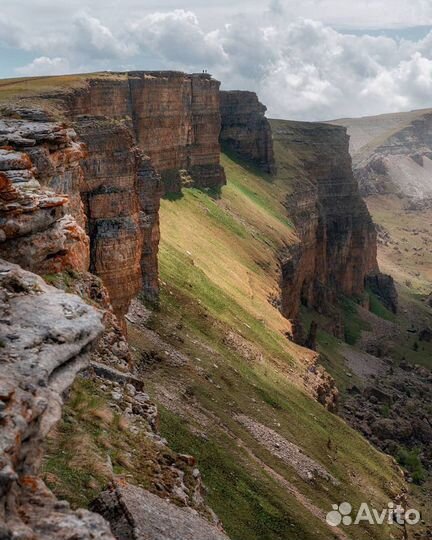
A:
[4, 6, 432, 120]
[128, 10, 226, 66]
[15, 57, 71, 76]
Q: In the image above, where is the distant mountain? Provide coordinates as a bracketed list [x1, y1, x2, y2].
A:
[330, 109, 432, 206]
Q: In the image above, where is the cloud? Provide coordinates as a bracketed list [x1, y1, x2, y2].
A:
[128, 10, 226, 66]
[0, 16, 22, 48]
[73, 13, 136, 59]
[4, 6, 432, 120]
[15, 56, 71, 76]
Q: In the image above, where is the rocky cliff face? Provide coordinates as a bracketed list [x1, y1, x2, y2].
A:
[64, 72, 226, 193]
[1, 72, 226, 321]
[62, 72, 225, 315]
[0, 73, 233, 539]
[0, 260, 114, 540]
[128, 72, 226, 192]
[0, 116, 89, 274]
[220, 91, 276, 174]
[271, 120, 378, 325]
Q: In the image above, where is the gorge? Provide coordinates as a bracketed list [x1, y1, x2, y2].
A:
[0, 72, 430, 540]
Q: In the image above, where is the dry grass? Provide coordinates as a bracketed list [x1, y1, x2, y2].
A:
[367, 194, 432, 292]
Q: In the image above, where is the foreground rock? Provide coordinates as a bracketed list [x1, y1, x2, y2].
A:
[0, 260, 114, 539]
[92, 480, 229, 540]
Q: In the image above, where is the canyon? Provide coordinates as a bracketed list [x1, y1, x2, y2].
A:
[0, 72, 429, 539]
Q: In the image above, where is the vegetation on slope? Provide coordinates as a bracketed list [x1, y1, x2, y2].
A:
[127, 152, 406, 540]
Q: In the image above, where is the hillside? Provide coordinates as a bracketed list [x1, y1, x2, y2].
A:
[126, 148, 406, 540]
[331, 109, 432, 202]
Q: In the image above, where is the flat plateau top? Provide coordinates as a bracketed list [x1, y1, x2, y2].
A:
[0, 70, 215, 105]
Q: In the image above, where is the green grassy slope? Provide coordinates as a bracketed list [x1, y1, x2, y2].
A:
[128, 151, 406, 540]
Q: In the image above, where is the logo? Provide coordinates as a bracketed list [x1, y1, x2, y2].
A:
[326, 502, 420, 527]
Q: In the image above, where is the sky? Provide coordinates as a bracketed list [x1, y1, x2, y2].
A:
[1, 1, 432, 120]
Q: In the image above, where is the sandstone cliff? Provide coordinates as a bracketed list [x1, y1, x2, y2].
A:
[1, 72, 226, 322]
[0, 72, 233, 540]
[63, 72, 226, 193]
[220, 91, 276, 174]
[271, 119, 378, 325]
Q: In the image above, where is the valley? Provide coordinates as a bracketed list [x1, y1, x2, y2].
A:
[0, 73, 430, 540]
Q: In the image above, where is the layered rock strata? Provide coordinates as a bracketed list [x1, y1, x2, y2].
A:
[0, 260, 114, 540]
[75, 118, 144, 321]
[30, 71, 225, 316]
[220, 90, 276, 174]
[63, 72, 226, 193]
[0, 118, 89, 274]
[271, 120, 378, 322]
[1, 71, 227, 322]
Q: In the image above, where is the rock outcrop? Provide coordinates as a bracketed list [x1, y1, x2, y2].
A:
[0, 117, 89, 274]
[92, 481, 229, 540]
[0, 260, 114, 539]
[271, 120, 378, 323]
[220, 91, 276, 174]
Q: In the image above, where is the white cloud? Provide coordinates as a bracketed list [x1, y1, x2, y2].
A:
[73, 13, 136, 58]
[4, 4, 432, 120]
[15, 56, 71, 76]
[128, 10, 226, 66]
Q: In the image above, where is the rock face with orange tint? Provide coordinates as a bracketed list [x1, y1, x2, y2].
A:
[271, 120, 378, 323]
[63, 72, 226, 193]
[220, 90, 276, 174]
[38, 71, 225, 316]
[0, 72, 226, 323]
[74, 118, 144, 322]
[128, 71, 226, 193]
[0, 118, 89, 274]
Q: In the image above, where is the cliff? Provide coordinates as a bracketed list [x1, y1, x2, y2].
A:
[270, 119, 378, 326]
[220, 91, 276, 174]
[63, 72, 226, 193]
[0, 72, 406, 540]
[0, 72, 226, 322]
[0, 72, 234, 540]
